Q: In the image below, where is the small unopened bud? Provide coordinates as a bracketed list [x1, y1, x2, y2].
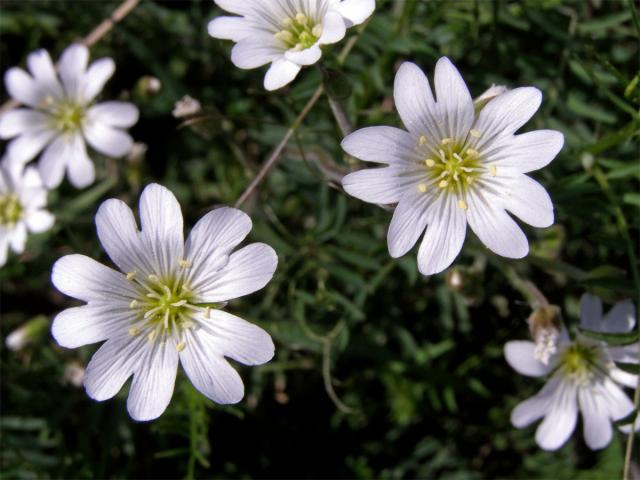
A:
[126, 142, 148, 164]
[474, 84, 508, 113]
[5, 315, 48, 351]
[447, 268, 464, 291]
[528, 305, 562, 365]
[172, 95, 202, 119]
[63, 361, 85, 387]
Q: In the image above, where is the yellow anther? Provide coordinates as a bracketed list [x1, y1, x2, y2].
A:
[179, 259, 191, 268]
[419, 135, 427, 146]
[439, 180, 449, 188]
[312, 25, 323, 37]
[453, 153, 463, 162]
[466, 177, 474, 185]
[470, 129, 481, 138]
[148, 274, 159, 282]
[282, 18, 293, 27]
[489, 165, 497, 177]
[418, 183, 427, 193]
[425, 159, 436, 167]
[128, 327, 139, 337]
[205, 307, 211, 318]
[176, 341, 186, 352]
[458, 199, 468, 211]
[182, 320, 195, 329]
[275, 30, 294, 43]
[295, 13, 308, 24]
[129, 299, 139, 309]
[465, 148, 479, 157]
[171, 300, 188, 307]
[441, 137, 453, 145]
[126, 271, 136, 281]
[148, 330, 158, 342]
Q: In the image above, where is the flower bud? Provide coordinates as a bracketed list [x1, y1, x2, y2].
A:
[528, 305, 561, 365]
[5, 315, 48, 351]
[474, 84, 508, 113]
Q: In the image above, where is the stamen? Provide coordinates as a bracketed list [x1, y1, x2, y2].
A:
[425, 159, 435, 167]
[418, 183, 427, 193]
[465, 148, 479, 157]
[128, 327, 140, 337]
[182, 320, 195, 329]
[489, 165, 497, 177]
[458, 199, 468, 211]
[453, 153, 463, 162]
[144, 306, 162, 319]
[441, 138, 453, 145]
[171, 299, 188, 307]
[466, 177, 474, 185]
[439, 180, 448, 188]
[129, 299, 139, 309]
[311, 25, 322, 37]
[295, 13, 308, 25]
[126, 271, 136, 281]
[470, 129, 481, 138]
[205, 307, 211, 318]
[148, 330, 158, 342]
[176, 341, 186, 352]
[275, 31, 295, 43]
[419, 136, 427, 146]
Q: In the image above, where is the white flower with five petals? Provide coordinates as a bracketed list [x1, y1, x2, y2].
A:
[51, 184, 278, 421]
[341, 58, 564, 275]
[0, 157, 54, 267]
[208, 0, 375, 91]
[0, 44, 139, 189]
[505, 294, 639, 451]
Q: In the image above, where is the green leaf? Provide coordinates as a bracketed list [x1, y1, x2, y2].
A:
[615, 362, 640, 375]
[320, 66, 353, 100]
[579, 328, 639, 346]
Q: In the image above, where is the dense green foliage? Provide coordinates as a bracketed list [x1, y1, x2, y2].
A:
[1, 0, 638, 478]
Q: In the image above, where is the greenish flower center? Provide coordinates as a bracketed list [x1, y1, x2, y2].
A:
[44, 99, 85, 133]
[0, 194, 23, 227]
[274, 13, 322, 50]
[558, 340, 605, 383]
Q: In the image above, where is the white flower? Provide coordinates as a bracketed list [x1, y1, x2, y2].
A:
[208, 0, 375, 91]
[51, 184, 278, 421]
[341, 58, 564, 275]
[0, 44, 139, 189]
[505, 294, 639, 451]
[0, 157, 54, 267]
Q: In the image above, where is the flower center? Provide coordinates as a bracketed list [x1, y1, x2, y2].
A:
[558, 340, 606, 384]
[42, 97, 85, 133]
[275, 13, 322, 51]
[0, 194, 23, 227]
[125, 265, 217, 351]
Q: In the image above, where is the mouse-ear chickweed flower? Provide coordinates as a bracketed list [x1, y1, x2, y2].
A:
[51, 184, 278, 421]
[0, 44, 139, 189]
[0, 158, 54, 267]
[341, 58, 563, 275]
[208, 0, 375, 91]
[505, 294, 639, 451]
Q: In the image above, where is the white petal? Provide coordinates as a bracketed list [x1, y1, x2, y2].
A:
[58, 43, 89, 99]
[0, 109, 49, 139]
[208, 16, 253, 42]
[511, 375, 560, 428]
[214, 0, 250, 15]
[341, 126, 420, 166]
[487, 130, 564, 174]
[127, 340, 179, 421]
[185, 206, 252, 287]
[83, 121, 133, 157]
[417, 194, 467, 275]
[0, 236, 8, 267]
[9, 222, 27, 253]
[387, 189, 436, 258]
[87, 102, 139, 128]
[579, 387, 612, 450]
[434, 57, 474, 141]
[318, 11, 346, 44]
[200, 310, 274, 365]
[285, 45, 322, 66]
[95, 198, 156, 277]
[608, 344, 640, 364]
[38, 134, 71, 189]
[4, 68, 46, 107]
[52, 303, 137, 348]
[393, 62, 441, 140]
[466, 192, 529, 259]
[601, 378, 635, 421]
[505, 340, 556, 377]
[580, 294, 603, 331]
[472, 87, 542, 149]
[502, 174, 554, 228]
[81, 58, 115, 103]
[333, 0, 375, 26]
[194, 243, 277, 303]
[180, 329, 245, 404]
[51, 254, 136, 303]
[535, 380, 578, 451]
[25, 210, 54, 233]
[264, 58, 301, 91]
[603, 300, 636, 333]
[609, 367, 638, 389]
[342, 166, 412, 205]
[26, 49, 63, 100]
[138, 184, 185, 278]
[7, 128, 56, 165]
[231, 35, 281, 69]
[84, 334, 143, 401]
[66, 134, 95, 189]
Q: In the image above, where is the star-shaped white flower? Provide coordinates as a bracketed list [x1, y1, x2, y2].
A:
[341, 58, 564, 275]
[0, 157, 54, 267]
[51, 184, 278, 421]
[505, 294, 639, 451]
[0, 44, 139, 189]
[208, 0, 375, 90]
